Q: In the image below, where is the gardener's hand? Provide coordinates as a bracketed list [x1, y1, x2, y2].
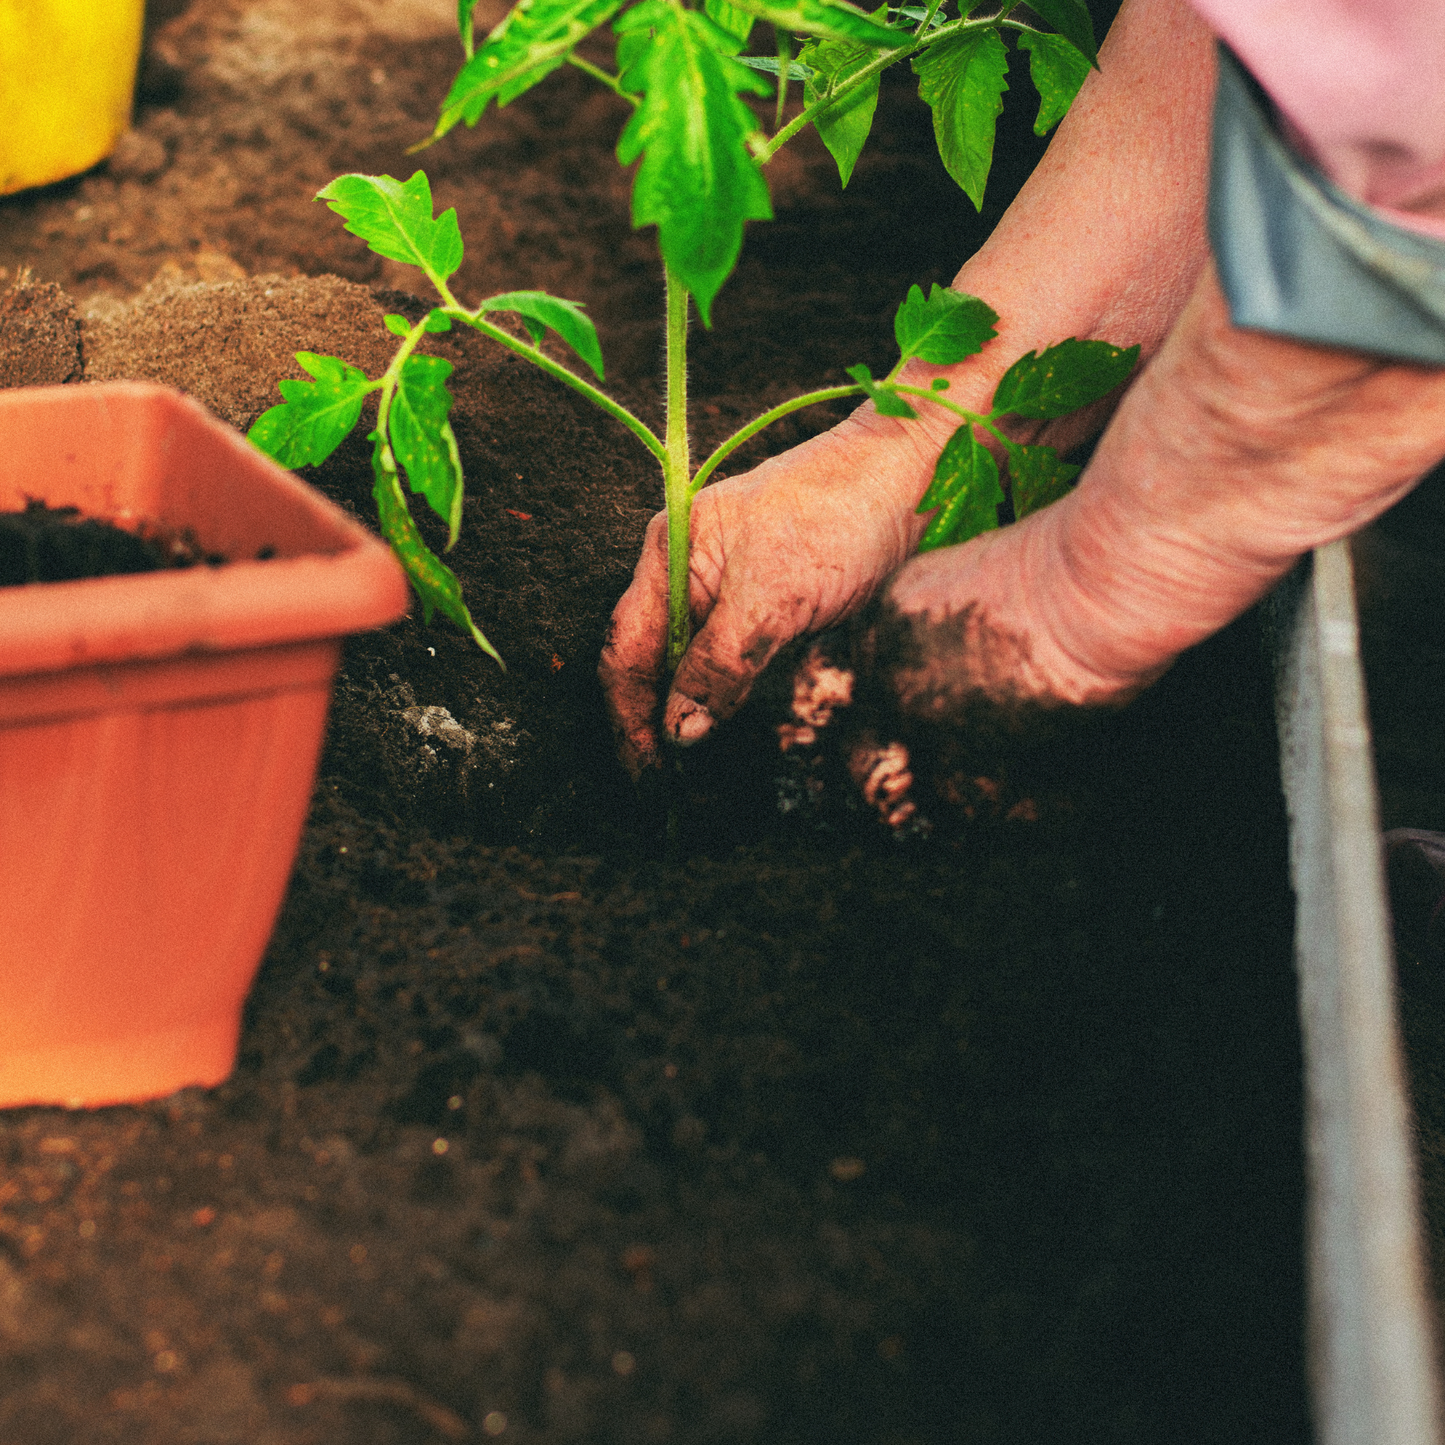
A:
[599, 409, 940, 776]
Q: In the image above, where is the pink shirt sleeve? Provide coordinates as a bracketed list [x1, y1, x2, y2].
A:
[1189, 0, 1445, 236]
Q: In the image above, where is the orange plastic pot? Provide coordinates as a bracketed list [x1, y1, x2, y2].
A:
[0, 382, 409, 1108]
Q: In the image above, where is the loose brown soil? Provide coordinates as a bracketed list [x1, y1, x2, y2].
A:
[0, 2, 1321, 1441]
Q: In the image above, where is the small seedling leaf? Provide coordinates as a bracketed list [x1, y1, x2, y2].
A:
[1016, 30, 1089, 135]
[846, 363, 917, 418]
[893, 283, 998, 365]
[478, 290, 605, 378]
[1006, 441, 1080, 518]
[912, 28, 1008, 209]
[800, 31, 883, 187]
[247, 353, 374, 469]
[990, 338, 1140, 419]
[372, 432, 504, 666]
[425, 309, 453, 332]
[726, 0, 902, 47]
[316, 173, 463, 288]
[436, 0, 628, 135]
[1024, 0, 1098, 67]
[389, 355, 465, 544]
[384, 313, 412, 337]
[616, 0, 773, 324]
[916, 423, 1003, 550]
[705, 0, 756, 45]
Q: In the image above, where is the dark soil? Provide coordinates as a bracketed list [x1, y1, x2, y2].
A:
[0, 499, 227, 586]
[0, 2, 1323, 1441]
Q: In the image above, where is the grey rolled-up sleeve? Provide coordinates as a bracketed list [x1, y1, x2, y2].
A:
[1209, 44, 1445, 366]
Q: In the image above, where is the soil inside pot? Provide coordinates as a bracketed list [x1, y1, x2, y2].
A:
[0, 498, 229, 585]
[0, 3, 1319, 1442]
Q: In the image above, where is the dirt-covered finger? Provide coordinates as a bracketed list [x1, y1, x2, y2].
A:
[598, 512, 672, 776]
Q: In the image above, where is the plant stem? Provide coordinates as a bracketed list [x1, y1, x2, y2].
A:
[663, 262, 692, 672]
[436, 292, 666, 464]
[892, 381, 1007, 445]
[566, 53, 639, 104]
[690, 383, 862, 495]
[754, 14, 992, 166]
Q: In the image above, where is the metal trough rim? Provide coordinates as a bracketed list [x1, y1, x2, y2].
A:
[1268, 541, 1441, 1445]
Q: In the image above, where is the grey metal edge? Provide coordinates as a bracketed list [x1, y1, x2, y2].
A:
[1265, 541, 1441, 1445]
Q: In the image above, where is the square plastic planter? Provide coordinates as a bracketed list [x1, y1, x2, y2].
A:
[0, 382, 408, 1108]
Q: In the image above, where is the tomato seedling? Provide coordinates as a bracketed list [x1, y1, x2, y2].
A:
[250, 0, 1134, 669]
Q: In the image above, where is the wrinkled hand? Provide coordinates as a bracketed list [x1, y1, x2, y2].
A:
[599, 410, 943, 776]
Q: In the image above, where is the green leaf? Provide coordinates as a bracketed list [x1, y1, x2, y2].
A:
[705, 0, 756, 46]
[371, 432, 504, 667]
[315, 173, 463, 290]
[478, 290, 605, 378]
[726, 0, 902, 46]
[846, 363, 917, 419]
[800, 32, 882, 187]
[1025, 0, 1098, 66]
[1016, 30, 1089, 135]
[737, 54, 815, 78]
[615, 0, 773, 325]
[459, 0, 480, 57]
[388, 355, 465, 545]
[247, 353, 374, 470]
[912, 28, 1008, 209]
[436, 0, 628, 135]
[384, 313, 411, 337]
[1006, 441, 1080, 518]
[893, 283, 998, 365]
[990, 338, 1140, 420]
[424, 310, 453, 332]
[915, 423, 1003, 550]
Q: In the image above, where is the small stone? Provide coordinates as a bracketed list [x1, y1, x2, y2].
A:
[107, 129, 169, 182]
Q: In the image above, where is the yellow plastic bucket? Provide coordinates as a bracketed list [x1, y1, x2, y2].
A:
[0, 0, 145, 195]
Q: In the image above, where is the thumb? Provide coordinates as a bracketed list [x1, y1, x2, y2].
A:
[661, 594, 791, 746]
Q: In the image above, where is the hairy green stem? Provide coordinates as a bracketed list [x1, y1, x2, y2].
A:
[664, 263, 693, 672]
[434, 287, 666, 464]
[566, 53, 639, 104]
[892, 380, 1008, 446]
[690, 383, 862, 495]
[754, 14, 994, 165]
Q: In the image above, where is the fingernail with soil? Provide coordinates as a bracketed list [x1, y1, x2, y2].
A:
[669, 702, 714, 746]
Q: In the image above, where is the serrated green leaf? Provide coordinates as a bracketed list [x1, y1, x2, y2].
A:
[1006, 441, 1080, 518]
[846, 363, 917, 418]
[371, 432, 503, 667]
[384, 313, 412, 337]
[388, 355, 465, 545]
[916, 423, 1003, 550]
[912, 28, 1008, 209]
[478, 290, 605, 378]
[247, 353, 374, 470]
[1025, 0, 1097, 66]
[1016, 30, 1089, 135]
[705, 0, 755, 45]
[316, 173, 463, 289]
[615, 0, 773, 325]
[436, 0, 628, 136]
[424, 310, 453, 332]
[893, 283, 998, 365]
[990, 338, 1140, 420]
[800, 32, 882, 187]
[727, 0, 902, 46]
